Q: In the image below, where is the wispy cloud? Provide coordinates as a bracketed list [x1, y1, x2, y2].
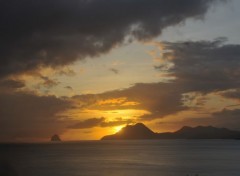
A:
[109, 68, 119, 74]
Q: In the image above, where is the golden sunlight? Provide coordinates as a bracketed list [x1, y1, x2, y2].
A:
[114, 125, 124, 133]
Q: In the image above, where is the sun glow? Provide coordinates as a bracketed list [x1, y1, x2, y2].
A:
[114, 125, 124, 133]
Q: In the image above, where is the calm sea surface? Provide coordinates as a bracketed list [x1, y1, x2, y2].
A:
[1, 140, 240, 176]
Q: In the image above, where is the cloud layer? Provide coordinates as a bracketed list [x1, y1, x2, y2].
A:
[68, 117, 132, 129]
[73, 39, 240, 121]
[0, 0, 221, 78]
[157, 38, 240, 93]
[1, 37, 240, 141]
[0, 92, 72, 141]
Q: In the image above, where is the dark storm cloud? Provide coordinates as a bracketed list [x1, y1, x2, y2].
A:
[68, 117, 133, 129]
[0, 92, 72, 141]
[155, 38, 240, 93]
[0, 0, 222, 78]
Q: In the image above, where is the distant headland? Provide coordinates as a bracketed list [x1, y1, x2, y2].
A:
[101, 123, 240, 140]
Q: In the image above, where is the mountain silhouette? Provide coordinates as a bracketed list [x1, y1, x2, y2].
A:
[50, 134, 61, 142]
[102, 123, 156, 140]
[101, 123, 240, 140]
[172, 126, 240, 139]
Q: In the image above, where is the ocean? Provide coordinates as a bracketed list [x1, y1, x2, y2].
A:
[1, 140, 240, 176]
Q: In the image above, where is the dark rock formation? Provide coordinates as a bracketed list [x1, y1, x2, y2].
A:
[51, 134, 61, 142]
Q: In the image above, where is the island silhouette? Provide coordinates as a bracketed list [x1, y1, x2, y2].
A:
[101, 123, 240, 140]
[51, 134, 61, 142]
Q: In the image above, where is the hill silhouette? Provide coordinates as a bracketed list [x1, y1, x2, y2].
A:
[101, 123, 240, 140]
[102, 123, 156, 140]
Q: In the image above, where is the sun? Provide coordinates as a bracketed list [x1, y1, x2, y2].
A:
[114, 125, 124, 133]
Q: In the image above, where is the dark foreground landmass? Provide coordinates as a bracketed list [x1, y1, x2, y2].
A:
[101, 123, 240, 140]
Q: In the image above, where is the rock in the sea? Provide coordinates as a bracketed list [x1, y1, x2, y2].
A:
[51, 134, 61, 142]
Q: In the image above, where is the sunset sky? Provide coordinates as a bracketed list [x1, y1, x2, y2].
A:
[1, 0, 240, 142]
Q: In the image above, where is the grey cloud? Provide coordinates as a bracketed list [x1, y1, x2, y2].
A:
[57, 68, 76, 77]
[73, 94, 99, 109]
[109, 68, 119, 74]
[40, 76, 60, 88]
[100, 118, 133, 127]
[68, 117, 105, 129]
[65, 86, 73, 90]
[0, 0, 222, 78]
[0, 92, 72, 141]
[158, 108, 240, 131]
[68, 117, 132, 129]
[220, 89, 240, 101]
[73, 82, 188, 121]
[211, 108, 240, 130]
[189, 108, 240, 130]
[0, 79, 25, 92]
[155, 38, 240, 93]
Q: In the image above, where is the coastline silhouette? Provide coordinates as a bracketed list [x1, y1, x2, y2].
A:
[102, 123, 240, 140]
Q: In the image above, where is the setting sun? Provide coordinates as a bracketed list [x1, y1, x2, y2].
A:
[114, 125, 124, 133]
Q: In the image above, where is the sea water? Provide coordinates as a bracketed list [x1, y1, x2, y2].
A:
[1, 140, 240, 176]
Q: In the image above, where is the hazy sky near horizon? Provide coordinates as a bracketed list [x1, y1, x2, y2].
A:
[1, 0, 240, 142]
